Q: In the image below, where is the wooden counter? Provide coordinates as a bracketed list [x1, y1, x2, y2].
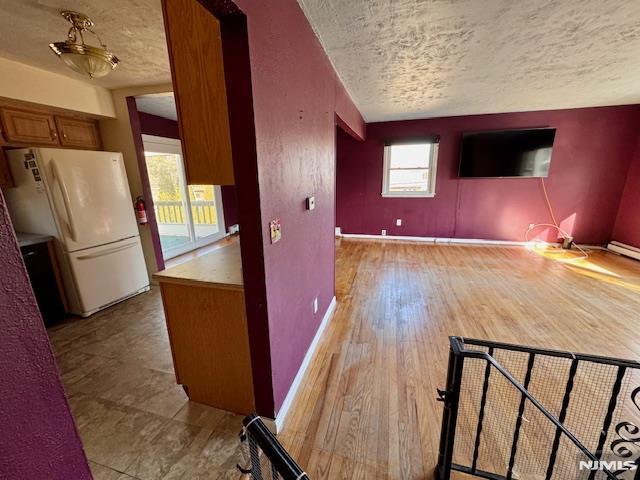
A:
[154, 241, 244, 289]
[153, 242, 255, 414]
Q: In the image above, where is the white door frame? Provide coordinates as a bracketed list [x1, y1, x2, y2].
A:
[142, 134, 226, 260]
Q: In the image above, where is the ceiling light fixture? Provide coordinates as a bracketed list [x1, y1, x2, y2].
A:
[49, 11, 119, 79]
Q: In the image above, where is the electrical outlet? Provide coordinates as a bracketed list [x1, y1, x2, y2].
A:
[396, 219, 402, 226]
[313, 297, 318, 314]
[228, 224, 240, 235]
[381, 229, 387, 236]
[528, 223, 535, 230]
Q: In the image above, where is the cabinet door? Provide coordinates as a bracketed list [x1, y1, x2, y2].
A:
[0, 108, 60, 146]
[0, 148, 13, 188]
[162, 0, 234, 185]
[55, 116, 102, 150]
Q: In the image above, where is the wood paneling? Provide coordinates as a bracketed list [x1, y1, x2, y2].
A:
[0, 149, 13, 188]
[55, 116, 101, 150]
[0, 108, 59, 146]
[159, 282, 255, 414]
[162, 0, 234, 186]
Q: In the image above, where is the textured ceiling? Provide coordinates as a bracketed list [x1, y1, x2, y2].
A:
[298, 0, 640, 122]
[0, 0, 170, 89]
[135, 93, 177, 120]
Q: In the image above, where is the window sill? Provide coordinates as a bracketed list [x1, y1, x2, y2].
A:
[381, 193, 436, 198]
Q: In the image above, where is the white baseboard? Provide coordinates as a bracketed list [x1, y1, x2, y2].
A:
[608, 241, 640, 261]
[272, 296, 337, 433]
[338, 232, 555, 247]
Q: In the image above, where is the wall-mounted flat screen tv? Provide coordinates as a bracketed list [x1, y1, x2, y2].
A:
[459, 128, 556, 178]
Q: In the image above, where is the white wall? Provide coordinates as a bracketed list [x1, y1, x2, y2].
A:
[0, 56, 115, 117]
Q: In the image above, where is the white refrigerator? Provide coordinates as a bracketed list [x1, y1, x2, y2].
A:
[5, 148, 149, 317]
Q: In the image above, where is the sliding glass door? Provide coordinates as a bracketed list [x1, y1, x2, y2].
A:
[142, 135, 226, 260]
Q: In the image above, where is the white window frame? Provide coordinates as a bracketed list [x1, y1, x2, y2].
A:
[381, 141, 439, 198]
[142, 134, 226, 260]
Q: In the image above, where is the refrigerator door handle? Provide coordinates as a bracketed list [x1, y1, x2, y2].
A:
[50, 160, 78, 242]
[75, 241, 138, 260]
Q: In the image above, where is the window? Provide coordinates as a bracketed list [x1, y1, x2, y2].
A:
[382, 141, 439, 197]
[142, 135, 226, 260]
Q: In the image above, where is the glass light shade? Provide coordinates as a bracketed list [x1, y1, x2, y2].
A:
[59, 52, 113, 78]
[50, 42, 119, 79]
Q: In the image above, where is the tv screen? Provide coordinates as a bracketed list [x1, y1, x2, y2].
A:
[459, 128, 556, 178]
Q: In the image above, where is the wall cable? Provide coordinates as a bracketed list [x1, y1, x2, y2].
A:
[525, 178, 589, 260]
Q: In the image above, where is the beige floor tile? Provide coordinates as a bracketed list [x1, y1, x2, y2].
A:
[89, 461, 138, 480]
[67, 359, 187, 418]
[122, 420, 213, 480]
[55, 349, 113, 386]
[172, 401, 235, 430]
[69, 394, 169, 472]
[160, 414, 247, 480]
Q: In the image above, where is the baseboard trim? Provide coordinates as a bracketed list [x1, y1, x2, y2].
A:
[272, 296, 337, 433]
[608, 241, 640, 261]
[338, 232, 556, 247]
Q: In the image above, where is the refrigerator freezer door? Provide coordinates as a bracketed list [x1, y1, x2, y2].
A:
[67, 236, 149, 316]
[4, 149, 59, 237]
[37, 148, 139, 252]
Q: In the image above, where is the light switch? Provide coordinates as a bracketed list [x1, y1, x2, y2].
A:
[306, 196, 315, 210]
[269, 219, 282, 244]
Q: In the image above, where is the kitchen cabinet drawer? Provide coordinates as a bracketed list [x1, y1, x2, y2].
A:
[0, 148, 13, 189]
[0, 108, 60, 146]
[55, 116, 102, 150]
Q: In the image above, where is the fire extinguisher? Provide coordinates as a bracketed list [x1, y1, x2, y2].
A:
[134, 196, 148, 225]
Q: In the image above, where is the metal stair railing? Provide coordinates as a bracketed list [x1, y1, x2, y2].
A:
[238, 414, 309, 480]
[436, 337, 640, 480]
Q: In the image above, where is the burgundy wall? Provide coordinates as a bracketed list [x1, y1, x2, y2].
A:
[137, 111, 239, 229]
[612, 137, 640, 248]
[233, 0, 365, 414]
[0, 192, 91, 479]
[139, 111, 180, 139]
[337, 105, 640, 244]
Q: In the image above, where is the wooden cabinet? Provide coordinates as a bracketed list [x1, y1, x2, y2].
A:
[55, 116, 101, 150]
[0, 103, 103, 151]
[0, 108, 59, 146]
[162, 0, 235, 185]
[153, 242, 255, 414]
[0, 149, 14, 189]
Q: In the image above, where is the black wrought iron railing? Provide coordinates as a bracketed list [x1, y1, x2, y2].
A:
[238, 414, 309, 480]
[436, 337, 640, 480]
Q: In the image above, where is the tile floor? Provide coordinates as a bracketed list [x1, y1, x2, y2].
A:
[48, 288, 247, 480]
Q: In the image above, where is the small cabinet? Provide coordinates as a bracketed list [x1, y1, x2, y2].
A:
[162, 0, 234, 185]
[0, 149, 14, 189]
[0, 108, 59, 146]
[55, 116, 101, 150]
[20, 241, 66, 326]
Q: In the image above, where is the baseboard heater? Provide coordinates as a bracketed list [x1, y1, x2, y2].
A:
[607, 241, 640, 261]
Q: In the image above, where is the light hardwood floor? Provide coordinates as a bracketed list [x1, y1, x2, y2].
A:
[278, 239, 640, 479]
[48, 239, 640, 479]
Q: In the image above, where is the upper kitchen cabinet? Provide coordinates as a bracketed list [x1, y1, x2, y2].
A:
[1, 108, 60, 146]
[161, 0, 234, 186]
[55, 116, 102, 150]
[0, 101, 104, 151]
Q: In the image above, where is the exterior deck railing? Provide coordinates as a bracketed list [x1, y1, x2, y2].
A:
[153, 200, 217, 225]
